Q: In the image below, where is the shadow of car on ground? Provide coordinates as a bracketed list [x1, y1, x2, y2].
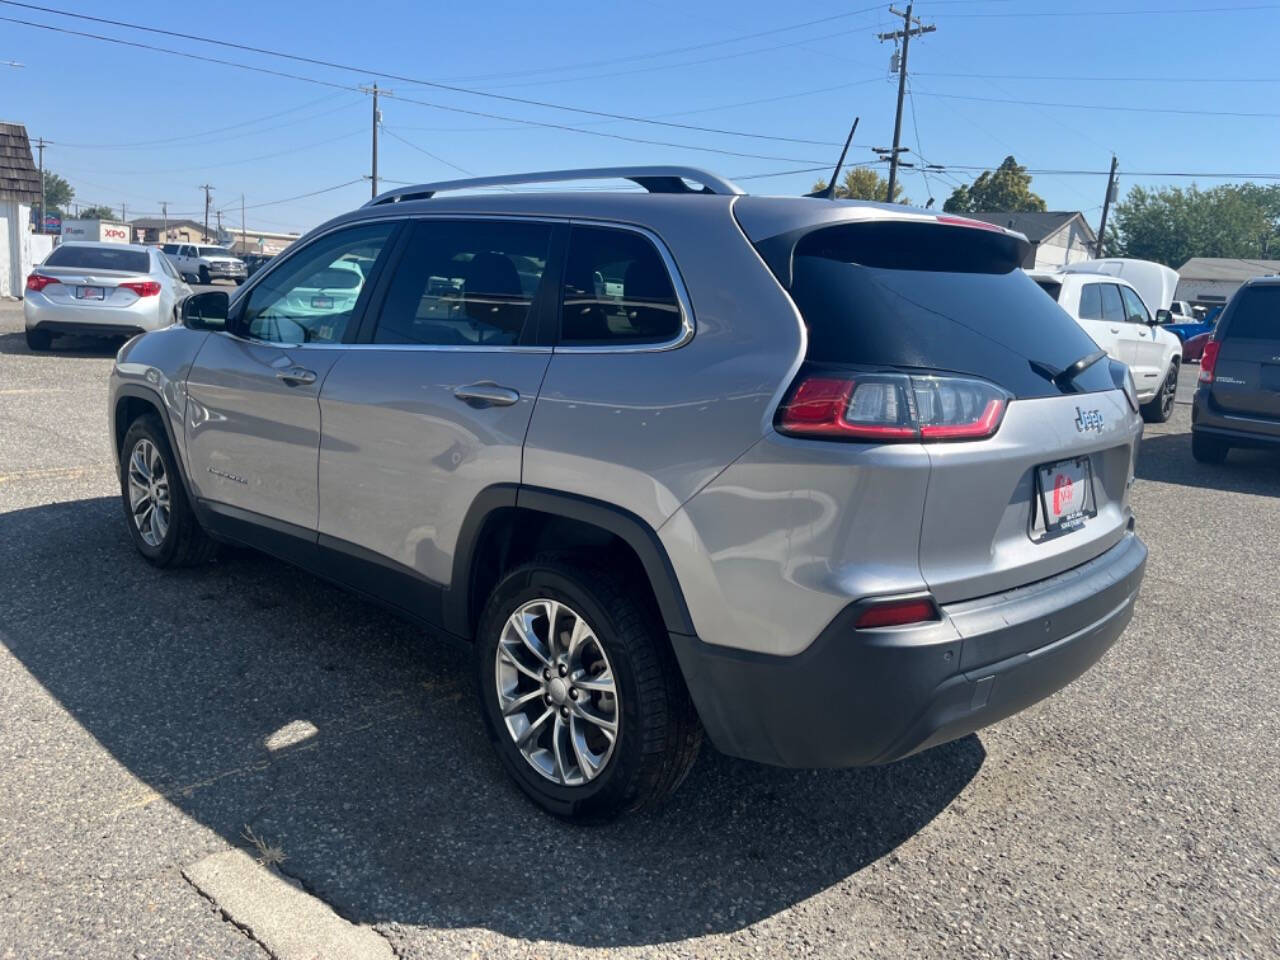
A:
[1136, 432, 1280, 498]
[0, 496, 984, 947]
[0, 330, 130, 358]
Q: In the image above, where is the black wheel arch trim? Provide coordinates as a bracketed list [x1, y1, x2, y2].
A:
[445, 485, 697, 640]
[113, 384, 199, 506]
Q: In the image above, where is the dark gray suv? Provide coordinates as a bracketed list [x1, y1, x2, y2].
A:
[1192, 276, 1280, 462]
[109, 167, 1148, 820]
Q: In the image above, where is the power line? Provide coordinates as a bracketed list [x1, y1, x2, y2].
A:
[0, 3, 847, 147]
[0, 15, 830, 166]
[380, 127, 475, 177]
[916, 70, 1280, 84]
[943, 2, 1280, 16]
[227, 179, 366, 214]
[910, 88, 1280, 120]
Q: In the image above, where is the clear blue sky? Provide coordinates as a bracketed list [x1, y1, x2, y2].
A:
[4, 0, 1279, 235]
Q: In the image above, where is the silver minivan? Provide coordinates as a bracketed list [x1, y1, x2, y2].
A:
[109, 167, 1147, 820]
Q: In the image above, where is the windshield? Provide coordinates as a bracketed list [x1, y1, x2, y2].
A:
[45, 246, 150, 273]
[773, 221, 1115, 399]
[198, 247, 237, 258]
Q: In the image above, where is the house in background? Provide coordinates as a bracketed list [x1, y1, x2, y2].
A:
[0, 121, 43, 298]
[129, 217, 217, 245]
[1174, 257, 1280, 310]
[963, 211, 1098, 271]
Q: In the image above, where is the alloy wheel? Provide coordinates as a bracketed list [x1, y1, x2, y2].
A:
[1161, 367, 1177, 417]
[495, 598, 619, 786]
[126, 438, 170, 547]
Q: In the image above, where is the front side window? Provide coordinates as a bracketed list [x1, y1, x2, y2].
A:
[560, 225, 682, 346]
[240, 222, 395, 344]
[1099, 283, 1125, 324]
[1119, 285, 1150, 324]
[372, 219, 552, 346]
[1078, 283, 1104, 320]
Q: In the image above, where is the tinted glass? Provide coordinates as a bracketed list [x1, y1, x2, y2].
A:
[560, 225, 681, 345]
[777, 221, 1115, 399]
[1099, 284, 1125, 323]
[1119, 285, 1149, 323]
[45, 245, 150, 273]
[1034, 279, 1062, 301]
[241, 222, 394, 344]
[198, 247, 236, 257]
[1078, 283, 1104, 320]
[373, 219, 552, 346]
[1222, 285, 1280, 340]
[161, 244, 179, 254]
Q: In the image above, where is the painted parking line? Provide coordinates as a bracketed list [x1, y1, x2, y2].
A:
[0, 464, 113, 485]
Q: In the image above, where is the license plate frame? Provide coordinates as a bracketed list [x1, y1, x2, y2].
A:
[1033, 455, 1096, 539]
[77, 285, 105, 301]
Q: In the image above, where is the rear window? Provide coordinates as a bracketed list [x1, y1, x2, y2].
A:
[1034, 278, 1062, 301]
[776, 221, 1115, 399]
[45, 245, 150, 273]
[1222, 285, 1280, 340]
[198, 247, 236, 258]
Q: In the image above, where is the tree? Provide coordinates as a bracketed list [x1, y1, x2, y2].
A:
[1110, 183, 1280, 267]
[812, 166, 908, 204]
[42, 170, 74, 216]
[77, 204, 119, 220]
[942, 156, 1046, 213]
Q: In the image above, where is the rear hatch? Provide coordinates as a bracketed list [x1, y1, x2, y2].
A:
[742, 205, 1140, 604]
[1209, 284, 1280, 420]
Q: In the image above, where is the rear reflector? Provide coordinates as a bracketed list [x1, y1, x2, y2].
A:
[121, 281, 161, 297]
[1199, 340, 1220, 384]
[855, 597, 939, 629]
[778, 369, 1009, 442]
[26, 273, 59, 292]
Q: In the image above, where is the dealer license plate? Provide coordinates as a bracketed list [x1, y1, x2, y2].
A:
[77, 286, 105, 300]
[1035, 456, 1094, 534]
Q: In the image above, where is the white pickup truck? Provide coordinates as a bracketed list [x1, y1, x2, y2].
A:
[160, 244, 247, 285]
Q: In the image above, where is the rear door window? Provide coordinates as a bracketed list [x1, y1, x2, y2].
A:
[772, 220, 1115, 398]
[372, 219, 553, 346]
[1099, 284, 1125, 324]
[1222, 285, 1280, 339]
[559, 225, 683, 346]
[1078, 283, 1104, 320]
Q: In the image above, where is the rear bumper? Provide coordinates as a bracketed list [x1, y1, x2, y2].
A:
[24, 294, 163, 336]
[671, 531, 1147, 768]
[1192, 389, 1280, 446]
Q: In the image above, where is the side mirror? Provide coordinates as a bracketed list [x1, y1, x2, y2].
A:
[1154, 309, 1172, 324]
[182, 290, 229, 331]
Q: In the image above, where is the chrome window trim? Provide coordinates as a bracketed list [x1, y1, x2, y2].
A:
[230, 212, 694, 354]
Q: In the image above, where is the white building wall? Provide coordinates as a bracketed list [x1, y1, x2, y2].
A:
[1174, 278, 1243, 307]
[1032, 221, 1096, 270]
[0, 201, 37, 298]
[0, 201, 11, 298]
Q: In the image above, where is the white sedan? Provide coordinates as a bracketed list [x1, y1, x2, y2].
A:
[23, 242, 192, 351]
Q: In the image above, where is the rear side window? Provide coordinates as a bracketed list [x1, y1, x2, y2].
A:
[1033, 278, 1062, 301]
[45, 245, 150, 273]
[1078, 283, 1104, 320]
[1222, 285, 1280, 339]
[560, 225, 682, 346]
[373, 219, 553, 346]
[776, 221, 1115, 399]
[1099, 284, 1125, 323]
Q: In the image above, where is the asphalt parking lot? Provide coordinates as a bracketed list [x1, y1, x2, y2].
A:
[1, 299, 1277, 959]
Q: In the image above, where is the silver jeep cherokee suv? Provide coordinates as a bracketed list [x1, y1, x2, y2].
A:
[109, 167, 1148, 820]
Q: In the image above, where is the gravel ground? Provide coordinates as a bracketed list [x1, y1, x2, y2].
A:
[1, 299, 1277, 959]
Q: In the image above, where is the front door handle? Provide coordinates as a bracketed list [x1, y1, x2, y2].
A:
[454, 382, 519, 407]
[276, 367, 317, 386]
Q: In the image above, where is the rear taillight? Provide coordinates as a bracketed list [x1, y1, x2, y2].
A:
[1199, 341, 1220, 384]
[26, 273, 58, 292]
[855, 597, 940, 629]
[778, 370, 1009, 442]
[121, 281, 161, 297]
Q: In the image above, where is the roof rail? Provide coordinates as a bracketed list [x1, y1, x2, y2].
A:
[364, 166, 744, 206]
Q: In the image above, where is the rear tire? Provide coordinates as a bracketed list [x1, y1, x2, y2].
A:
[475, 557, 701, 822]
[1142, 360, 1179, 423]
[119, 414, 217, 567]
[1191, 431, 1229, 464]
[25, 328, 51, 351]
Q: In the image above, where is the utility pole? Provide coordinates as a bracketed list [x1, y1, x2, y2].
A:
[159, 200, 169, 239]
[34, 136, 46, 234]
[878, 4, 935, 204]
[241, 193, 246, 253]
[121, 201, 126, 224]
[359, 83, 391, 199]
[1095, 155, 1119, 257]
[199, 183, 214, 239]
[216, 209, 223, 240]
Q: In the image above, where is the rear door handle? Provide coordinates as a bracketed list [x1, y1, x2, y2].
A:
[276, 367, 317, 386]
[454, 382, 519, 407]
[1110, 327, 1121, 334]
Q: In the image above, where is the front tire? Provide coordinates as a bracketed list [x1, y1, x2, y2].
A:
[25, 328, 52, 351]
[119, 414, 216, 567]
[1191, 431, 1229, 464]
[1142, 360, 1179, 423]
[475, 558, 701, 822]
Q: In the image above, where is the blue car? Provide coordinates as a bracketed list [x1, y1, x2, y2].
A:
[1163, 305, 1221, 342]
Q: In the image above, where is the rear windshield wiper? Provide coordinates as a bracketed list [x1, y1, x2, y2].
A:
[1030, 349, 1110, 391]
